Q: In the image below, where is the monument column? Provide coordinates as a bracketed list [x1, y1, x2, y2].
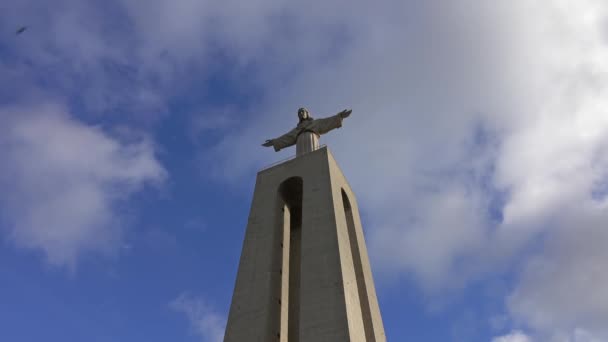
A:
[224, 108, 385, 341]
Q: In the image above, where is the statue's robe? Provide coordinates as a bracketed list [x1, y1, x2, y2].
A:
[269, 114, 344, 152]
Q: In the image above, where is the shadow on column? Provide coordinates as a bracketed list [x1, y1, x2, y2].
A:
[279, 177, 303, 341]
[342, 189, 375, 342]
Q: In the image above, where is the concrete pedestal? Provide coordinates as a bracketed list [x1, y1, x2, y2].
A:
[224, 147, 385, 342]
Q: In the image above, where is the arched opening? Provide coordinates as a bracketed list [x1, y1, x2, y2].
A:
[342, 188, 375, 341]
[278, 177, 303, 341]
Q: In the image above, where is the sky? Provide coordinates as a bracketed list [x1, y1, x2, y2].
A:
[1, 0, 607, 341]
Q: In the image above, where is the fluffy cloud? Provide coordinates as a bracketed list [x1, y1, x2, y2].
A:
[492, 331, 532, 342]
[202, 0, 608, 338]
[0, 0, 362, 119]
[508, 206, 608, 340]
[494, 328, 605, 342]
[0, 104, 166, 268]
[170, 293, 225, 342]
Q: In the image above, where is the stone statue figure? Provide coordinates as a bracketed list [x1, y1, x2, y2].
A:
[262, 107, 352, 156]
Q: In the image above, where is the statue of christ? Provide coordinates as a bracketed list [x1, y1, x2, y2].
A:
[262, 107, 352, 156]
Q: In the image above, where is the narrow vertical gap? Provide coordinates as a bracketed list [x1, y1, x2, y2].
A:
[279, 203, 290, 341]
[279, 177, 303, 342]
[342, 189, 375, 342]
[288, 202, 301, 342]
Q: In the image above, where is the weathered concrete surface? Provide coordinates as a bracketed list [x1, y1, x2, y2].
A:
[224, 147, 385, 342]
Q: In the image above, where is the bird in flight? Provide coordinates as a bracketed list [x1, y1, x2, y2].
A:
[16, 26, 27, 35]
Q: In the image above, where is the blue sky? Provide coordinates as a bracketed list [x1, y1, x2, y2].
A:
[1, 1, 608, 341]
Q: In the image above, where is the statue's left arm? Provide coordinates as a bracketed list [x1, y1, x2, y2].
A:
[313, 109, 352, 135]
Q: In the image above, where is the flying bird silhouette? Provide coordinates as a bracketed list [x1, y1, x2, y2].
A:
[16, 26, 27, 35]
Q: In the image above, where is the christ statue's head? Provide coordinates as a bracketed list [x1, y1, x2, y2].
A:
[298, 107, 312, 122]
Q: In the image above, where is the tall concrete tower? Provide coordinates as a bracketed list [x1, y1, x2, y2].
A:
[224, 109, 385, 342]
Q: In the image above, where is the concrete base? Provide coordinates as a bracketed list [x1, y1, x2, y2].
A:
[224, 147, 385, 342]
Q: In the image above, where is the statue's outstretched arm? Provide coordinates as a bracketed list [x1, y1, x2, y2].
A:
[261, 127, 299, 151]
[313, 109, 352, 135]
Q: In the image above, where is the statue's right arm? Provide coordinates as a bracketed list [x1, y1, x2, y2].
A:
[262, 128, 299, 152]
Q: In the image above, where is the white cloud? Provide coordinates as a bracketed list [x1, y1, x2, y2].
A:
[508, 206, 608, 340]
[206, 0, 608, 281]
[492, 331, 533, 342]
[551, 329, 605, 342]
[493, 328, 605, 342]
[0, 0, 363, 119]
[370, 184, 491, 291]
[198, 0, 608, 338]
[0, 103, 166, 268]
[169, 293, 225, 342]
